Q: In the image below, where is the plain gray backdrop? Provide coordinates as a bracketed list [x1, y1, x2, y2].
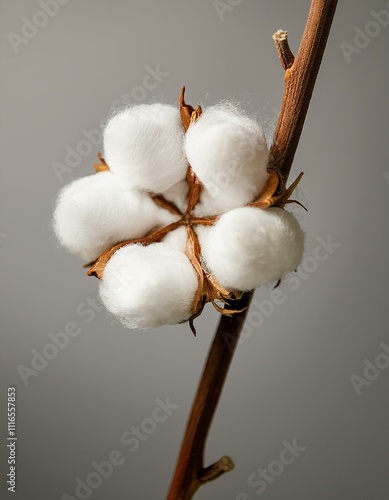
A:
[1, 1, 388, 499]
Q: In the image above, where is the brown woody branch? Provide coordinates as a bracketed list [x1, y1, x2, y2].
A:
[166, 1, 338, 499]
[270, 0, 338, 181]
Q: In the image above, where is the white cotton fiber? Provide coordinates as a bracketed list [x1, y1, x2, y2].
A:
[192, 188, 228, 218]
[160, 179, 189, 214]
[99, 243, 198, 329]
[162, 227, 188, 252]
[185, 104, 269, 214]
[103, 104, 188, 193]
[53, 171, 176, 262]
[198, 207, 304, 292]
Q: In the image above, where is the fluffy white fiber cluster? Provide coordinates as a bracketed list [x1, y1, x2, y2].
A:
[53, 102, 304, 330]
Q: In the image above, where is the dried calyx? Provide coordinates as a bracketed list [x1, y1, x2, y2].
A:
[86, 87, 304, 334]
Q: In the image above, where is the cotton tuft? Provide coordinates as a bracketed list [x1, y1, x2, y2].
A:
[99, 243, 198, 329]
[53, 171, 176, 262]
[160, 180, 189, 214]
[103, 104, 188, 193]
[185, 104, 269, 213]
[198, 207, 305, 292]
[162, 227, 188, 253]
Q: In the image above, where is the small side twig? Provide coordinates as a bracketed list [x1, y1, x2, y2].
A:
[273, 29, 295, 70]
[167, 1, 338, 499]
[199, 456, 235, 483]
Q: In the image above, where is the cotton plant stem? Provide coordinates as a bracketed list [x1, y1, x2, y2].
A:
[167, 294, 252, 500]
[270, 0, 338, 181]
[166, 1, 337, 499]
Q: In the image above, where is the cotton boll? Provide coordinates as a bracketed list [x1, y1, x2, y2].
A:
[53, 172, 177, 262]
[99, 243, 198, 329]
[103, 104, 188, 193]
[185, 104, 269, 212]
[198, 207, 304, 292]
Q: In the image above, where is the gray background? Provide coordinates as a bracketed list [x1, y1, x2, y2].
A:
[1, 0, 388, 499]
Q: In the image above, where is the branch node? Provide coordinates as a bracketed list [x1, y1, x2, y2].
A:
[273, 29, 295, 70]
[199, 456, 235, 483]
